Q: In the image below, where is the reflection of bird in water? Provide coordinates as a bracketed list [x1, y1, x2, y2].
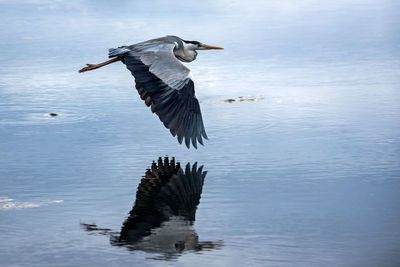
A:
[81, 157, 222, 258]
[119, 157, 203, 241]
[79, 36, 224, 148]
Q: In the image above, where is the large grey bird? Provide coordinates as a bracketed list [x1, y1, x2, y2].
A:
[79, 35, 223, 148]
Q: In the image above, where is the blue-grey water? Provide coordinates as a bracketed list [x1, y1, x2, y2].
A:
[1, 1, 400, 266]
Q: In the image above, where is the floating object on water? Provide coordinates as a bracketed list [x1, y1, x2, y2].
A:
[79, 36, 224, 149]
[49, 113, 58, 117]
[224, 96, 265, 103]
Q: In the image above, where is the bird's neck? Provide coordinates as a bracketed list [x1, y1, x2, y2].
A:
[174, 44, 198, 62]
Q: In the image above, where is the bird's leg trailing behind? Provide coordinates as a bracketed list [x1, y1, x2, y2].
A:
[78, 57, 122, 73]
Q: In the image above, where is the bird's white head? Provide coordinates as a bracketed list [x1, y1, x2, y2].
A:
[173, 37, 224, 62]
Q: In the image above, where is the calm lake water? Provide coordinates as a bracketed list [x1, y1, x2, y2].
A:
[1, 1, 399, 266]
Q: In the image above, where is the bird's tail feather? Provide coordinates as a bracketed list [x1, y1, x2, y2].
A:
[108, 47, 130, 58]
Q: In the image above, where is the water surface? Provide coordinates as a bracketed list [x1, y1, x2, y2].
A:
[0, 1, 399, 266]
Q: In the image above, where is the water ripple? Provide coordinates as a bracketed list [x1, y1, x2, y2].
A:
[0, 105, 104, 126]
[0, 197, 63, 210]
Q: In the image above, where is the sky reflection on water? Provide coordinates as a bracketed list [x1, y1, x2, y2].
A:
[0, 0, 399, 266]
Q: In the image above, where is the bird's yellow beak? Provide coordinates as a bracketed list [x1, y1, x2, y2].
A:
[201, 44, 224, 50]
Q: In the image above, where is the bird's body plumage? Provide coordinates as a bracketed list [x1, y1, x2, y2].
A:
[79, 36, 223, 148]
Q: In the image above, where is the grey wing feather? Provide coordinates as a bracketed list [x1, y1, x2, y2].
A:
[116, 39, 207, 148]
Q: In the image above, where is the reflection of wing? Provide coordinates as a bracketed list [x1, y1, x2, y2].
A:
[110, 37, 207, 148]
[155, 162, 206, 221]
[130, 157, 181, 216]
[119, 157, 206, 243]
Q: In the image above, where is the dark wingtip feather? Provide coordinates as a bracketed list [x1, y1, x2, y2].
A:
[191, 137, 198, 149]
[198, 134, 204, 145]
[177, 134, 183, 144]
[202, 130, 208, 140]
[192, 162, 198, 173]
[185, 137, 191, 149]
[185, 162, 191, 174]
[197, 165, 203, 175]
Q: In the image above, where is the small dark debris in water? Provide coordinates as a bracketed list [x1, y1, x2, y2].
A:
[49, 113, 58, 117]
[80, 223, 111, 233]
[224, 96, 264, 103]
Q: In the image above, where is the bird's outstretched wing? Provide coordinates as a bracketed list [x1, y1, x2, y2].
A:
[111, 41, 207, 148]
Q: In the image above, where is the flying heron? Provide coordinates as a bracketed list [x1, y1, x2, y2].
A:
[79, 35, 223, 148]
